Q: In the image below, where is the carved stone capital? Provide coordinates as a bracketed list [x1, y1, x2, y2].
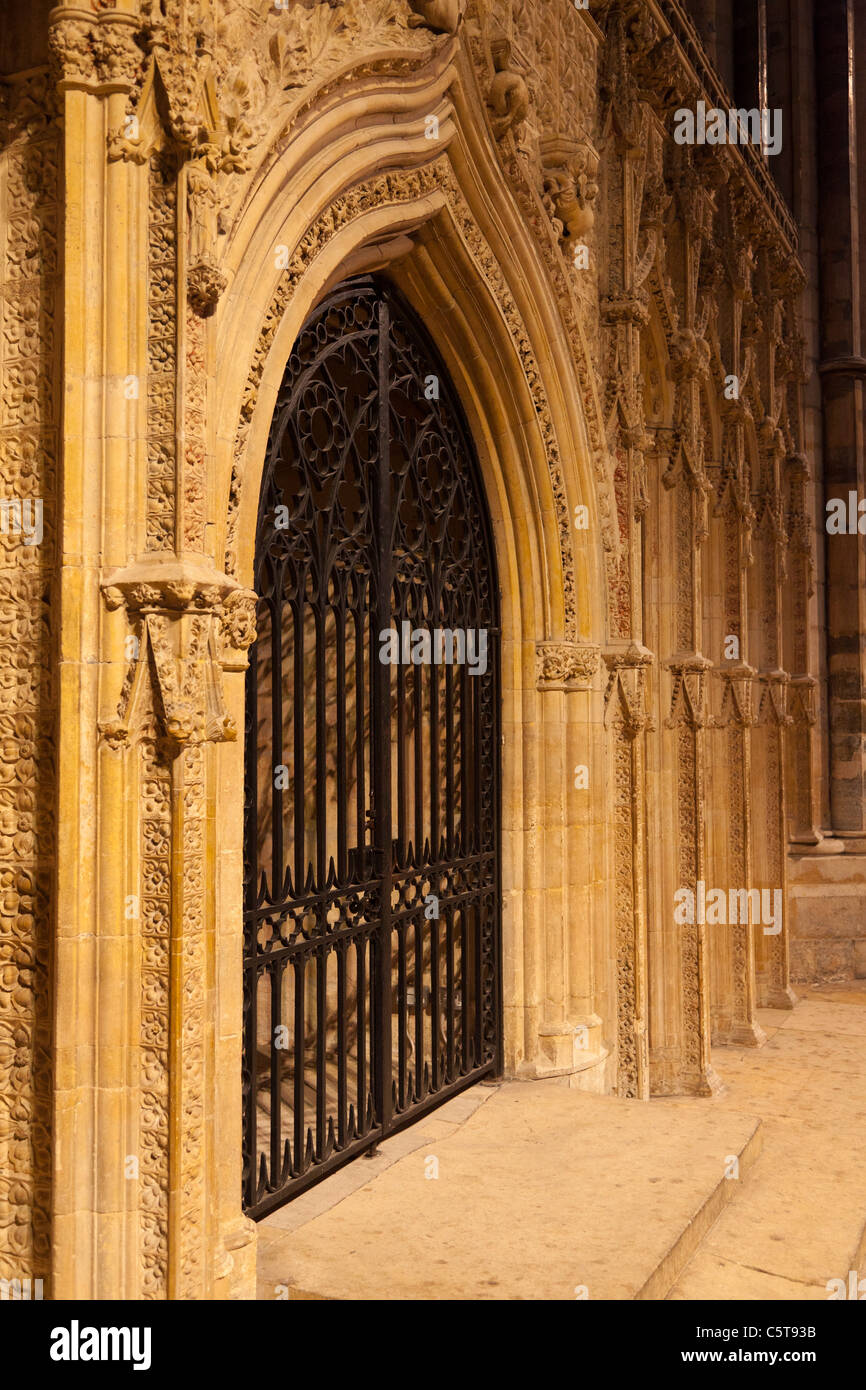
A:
[99, 558, 255, 752]
[713, 662, 758, 728]
[788, 675, 817, 727]
[755, 669, 793, 727]
[49, 8, 145, 93]
[536, 641, 601, 691]
[665, 654, 714, 729]
[601, 291, 649, 327]
[604, 641, 654, 671]
[603, 643, 655, 735]
[107, 126, 151, 165]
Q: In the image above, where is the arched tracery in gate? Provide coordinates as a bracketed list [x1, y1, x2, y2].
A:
[242, 276, 502, 1217]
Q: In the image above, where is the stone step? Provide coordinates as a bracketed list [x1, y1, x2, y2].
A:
[256, 1079, 762, 1301]
[667, 992, 866, 1300]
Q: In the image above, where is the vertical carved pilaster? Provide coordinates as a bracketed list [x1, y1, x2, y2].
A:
[665, 656, 717, 1093]
[0, 69, 60, 1295]
[711, 666, 765, 1045]
[101, 564, 256, 1296]
[139, 739, 171, 1296]
[604, 643, 653, 1100]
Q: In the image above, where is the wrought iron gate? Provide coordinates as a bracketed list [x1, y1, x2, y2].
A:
[242, 278, 502, 1218]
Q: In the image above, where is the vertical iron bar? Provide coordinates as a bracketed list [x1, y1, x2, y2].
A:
[269, 960, 283, 1187]
[414, 660, 424, 853]
[475, 675, 489, 1061]
[374, 294, 393, 1134]
[460, 906, 469, 1074]
[271, 589, 283, 897]
[414, 915, 424, 1101]
[315, 602, 327, 891]
[430, 643, 440, 857]
[396, 634, 406, 856]
[316, 945, 326, 1158]
[355, 598, 366, 868]
[243, 961, 258, 1207]
[445, 660, 455, 855]
[397, 919, 407, 1108]
[293, 595, 305, 892]
[459, 657, 470, 857]
[445, 904, 455, 1083]
[293, 955, 304, 1176]
[356, 936, 367, 1132]
[337, 939, 347, 1144]
[430, 887, 440, 1091]
[336, 597, 347, 880]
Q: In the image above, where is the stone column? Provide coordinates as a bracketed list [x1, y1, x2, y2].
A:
[522, 642, 609, 1087]
[816, 0, 866, 847]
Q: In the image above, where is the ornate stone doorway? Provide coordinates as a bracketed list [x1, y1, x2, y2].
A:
[242, 277, 502, 1217]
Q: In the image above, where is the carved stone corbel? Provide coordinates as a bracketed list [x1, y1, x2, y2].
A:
[99, 559, 257, 752]
[542, 141, 599, 249]
[218, 588, 258, 673]
[187, 256, 227, 317]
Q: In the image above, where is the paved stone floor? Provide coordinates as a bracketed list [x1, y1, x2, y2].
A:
[255, 985, 866, 1300]
[668, 983, 866, 1300]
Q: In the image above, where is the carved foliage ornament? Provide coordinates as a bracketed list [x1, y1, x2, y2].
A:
[536, 642, 601, 690]
[48, 9, 146, 92]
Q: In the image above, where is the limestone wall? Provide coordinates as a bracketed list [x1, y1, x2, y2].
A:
[0, 0, 858, 1300]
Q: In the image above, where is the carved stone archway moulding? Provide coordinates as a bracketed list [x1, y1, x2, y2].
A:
[223, 154, 591, 644]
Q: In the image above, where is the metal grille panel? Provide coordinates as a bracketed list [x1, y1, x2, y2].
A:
[242, 278, 501, 1217]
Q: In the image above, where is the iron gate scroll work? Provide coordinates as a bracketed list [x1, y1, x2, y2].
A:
[242, 278, 502, 1217]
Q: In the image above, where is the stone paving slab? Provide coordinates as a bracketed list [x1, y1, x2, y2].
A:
[667, 990, 866, 1300]
[256, 1080, 760, 1301]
